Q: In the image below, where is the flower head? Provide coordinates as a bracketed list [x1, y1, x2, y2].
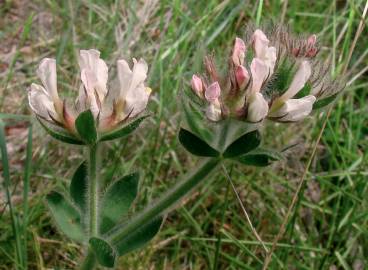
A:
[28, 49, 151, 140]
[189, 26, 344, 123]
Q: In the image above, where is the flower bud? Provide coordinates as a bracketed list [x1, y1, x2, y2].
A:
[206, 100, 222, 122]
[235, 65, 249, 89]
[191, 74, 204, 97]
[232, 37, 246, 66]
[205, 81, 221, 103]
[247, 92, 269, 122]
[252, 29, 270, 59]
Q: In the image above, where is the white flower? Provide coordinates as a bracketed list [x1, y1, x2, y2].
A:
[278, 60, 311, 102]
[116, 58, 150, 118]
[269, 60, 315, 121]
[269, 95, 316, 122]
[78, 49, 108, 117]
[246, 92, 269, 122]
[250, 30, 277, 94]
[252, 29, 276, 72]
[29, 49, 151, 133]
[28, 58, 62, 121]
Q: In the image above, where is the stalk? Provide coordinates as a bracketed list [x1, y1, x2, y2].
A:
[79, 249, 96, 270]
[88, 144, 99, 237]
[107, 157, 220, 245]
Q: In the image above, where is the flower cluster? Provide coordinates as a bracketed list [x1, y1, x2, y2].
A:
[190, 27, 344, 123]
[28, 49, 151, 135]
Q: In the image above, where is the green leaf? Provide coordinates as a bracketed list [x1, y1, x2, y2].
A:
[235, 148, 283, 167]
[70, 161, 88, 212]
[37, 118, 83, 145]
[75, 110, 97, 144]
[179, 128, 219, 157]
[100, 115, 148, 142]
[115, 216, 163, 256]
[313, 94, 339, 110]
[223, 130, 261, 158]
[46, 191, 84, 242]
[182, 101, 212, 142]
[89, 237, 116, 268]
[100, 173, 139, 234]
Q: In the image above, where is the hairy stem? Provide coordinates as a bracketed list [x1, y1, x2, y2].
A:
[89, 144, 98, 237]
[107, 158, 220, 245]
[79, 249, 96, 270]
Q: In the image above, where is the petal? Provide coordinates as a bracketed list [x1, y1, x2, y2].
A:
[247, 92, 269, 122]
[235, 65, 249, 89]
[130, 58, 148, 92]
[232, 37, 246, 66]
[264, 46, 277, 72]
[250, 58, 269, 93]
[191, 74, 203, 97]
[280, 60, 311, 101]
[80, 69, 100, 117]
[125, 85, 151, 118]
[270, 95, 316, 121]
[37, 58, 58, 101]
[28, 83, 57, 120]
[205, 81, 221, 102]
[117, 59, 133, 98]
[79, 49, 108, 98]
[252, 29, 269, 59]
[206, 100, 222, 121]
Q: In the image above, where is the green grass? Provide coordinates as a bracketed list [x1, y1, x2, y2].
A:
[0, 0, 367, 269]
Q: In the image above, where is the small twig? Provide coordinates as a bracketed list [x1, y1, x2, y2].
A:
[221, 164, 269, 254]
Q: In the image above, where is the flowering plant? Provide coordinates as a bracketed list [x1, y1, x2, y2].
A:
[28, 26, 344, 269]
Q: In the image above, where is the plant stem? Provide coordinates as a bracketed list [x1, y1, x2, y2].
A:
[88, 144, 98, 237]
[79, 249, 96, 270]
[107, 158, 220, 245]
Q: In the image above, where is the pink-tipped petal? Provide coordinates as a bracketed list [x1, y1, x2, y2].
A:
[232, 37, 246, 66]
[205, 81, 221, 102]
[191, 74, 203, 97]
[235, 65, 249, 89]
[247, 92, 269, 122]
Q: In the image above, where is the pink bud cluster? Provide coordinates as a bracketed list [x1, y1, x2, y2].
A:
[190, 27, 343, 123]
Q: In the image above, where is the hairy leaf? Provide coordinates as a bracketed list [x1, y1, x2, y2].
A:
[100, 115, 148, 142]
[223, 130, 261, 158]
[114, 216, 163, 256]
[89, 237, 116, 268]
[70, 161, 88, 212]
[46, 191, 84, 242]
[100, 173, 139, 234]
[179, 128, 219, 157]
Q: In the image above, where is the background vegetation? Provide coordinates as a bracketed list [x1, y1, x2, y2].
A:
[0, 0, 367, 269]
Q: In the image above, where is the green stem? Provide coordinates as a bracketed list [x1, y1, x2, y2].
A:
[107, 158, 220, 245]
[88, 144, 98, 237]
[79, 249, 97, 270]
